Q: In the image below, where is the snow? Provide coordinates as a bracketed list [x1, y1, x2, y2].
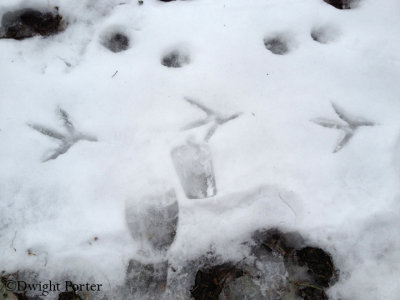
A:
[1, 0, 400, 299]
